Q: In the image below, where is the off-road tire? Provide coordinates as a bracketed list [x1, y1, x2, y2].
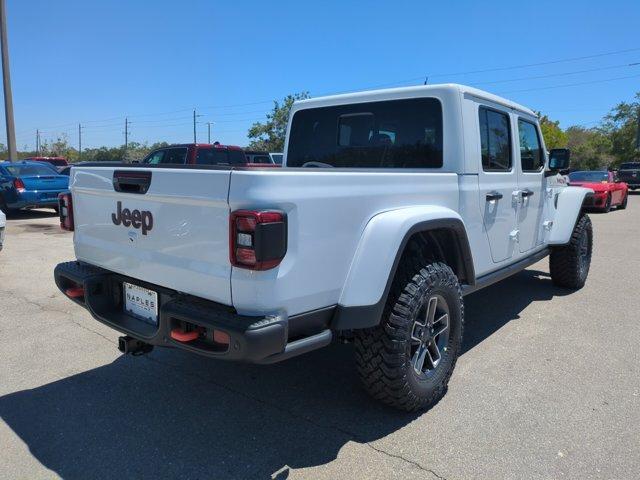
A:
[549, 214, 592, 289]
[354, 261, 463, 412]
[619, 193, 628, 210]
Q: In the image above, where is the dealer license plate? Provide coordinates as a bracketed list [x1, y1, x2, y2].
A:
[123, 282, 158, 324]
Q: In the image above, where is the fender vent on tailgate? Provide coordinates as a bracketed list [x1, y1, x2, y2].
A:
[113, 170, 152, 194]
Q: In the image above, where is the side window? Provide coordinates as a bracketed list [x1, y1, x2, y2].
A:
[479, 107, 512, 171]
[196, 148, 228, 165]
[145, 150, 166, 164]
[163, 148, 188, 164]
[517, 119, 544, 172]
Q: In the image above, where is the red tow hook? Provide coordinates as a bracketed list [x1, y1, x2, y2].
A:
[170, 328, 199, 342]
[65, 286, 84, 299]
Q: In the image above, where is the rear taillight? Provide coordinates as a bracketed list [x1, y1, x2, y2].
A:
[13, 178, 25, 192]
[58, 192, 74, 231]
[230, 210, 286, 270]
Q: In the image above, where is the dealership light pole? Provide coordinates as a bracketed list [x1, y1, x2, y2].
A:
[0, 0, 17, 161]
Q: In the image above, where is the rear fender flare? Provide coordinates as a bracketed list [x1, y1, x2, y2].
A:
[332, 206, 474, 330]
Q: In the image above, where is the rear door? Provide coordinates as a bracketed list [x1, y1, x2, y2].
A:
[477, 105, 518, 263]
[71, 166, 233, 305]
[515, 117, 545, 253]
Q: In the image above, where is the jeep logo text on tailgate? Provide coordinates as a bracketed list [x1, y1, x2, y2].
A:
[112, 201, 153, 235]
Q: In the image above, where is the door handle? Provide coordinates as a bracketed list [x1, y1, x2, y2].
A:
[486, 191, 503, 202]
[521, 189, 535, 198]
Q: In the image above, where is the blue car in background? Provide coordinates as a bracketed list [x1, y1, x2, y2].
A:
[0, 161, 69, 215]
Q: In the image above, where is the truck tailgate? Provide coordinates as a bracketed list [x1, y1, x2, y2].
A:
[71, 166, 232, 305]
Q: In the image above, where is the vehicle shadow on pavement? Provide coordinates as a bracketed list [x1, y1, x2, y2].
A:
[462, 268, 571, 354]
[4, 208, 58, 220]
[0, 269, 571, 479]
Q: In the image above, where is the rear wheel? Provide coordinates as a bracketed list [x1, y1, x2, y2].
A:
[354, 261, 463, 412]
[549, 214, 592, 289]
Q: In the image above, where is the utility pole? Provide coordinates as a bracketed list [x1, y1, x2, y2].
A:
[207, 122, 212, 143]
[0, 0, 17, 161]
[78, 123, 82, 161]
[124, 117, 131, 150]
[193, 109, 203, 143]
[36, 129, 40, 154]
[636, 107, 640, 151]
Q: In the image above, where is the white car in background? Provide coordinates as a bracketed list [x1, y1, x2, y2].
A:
[0, 210, 5, 251]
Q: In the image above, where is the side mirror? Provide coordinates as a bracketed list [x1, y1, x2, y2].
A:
[546, 148, 571, 176]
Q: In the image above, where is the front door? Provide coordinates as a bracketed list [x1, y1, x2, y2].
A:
[477, 105, 518, 263]
[515, 117, 545, 253]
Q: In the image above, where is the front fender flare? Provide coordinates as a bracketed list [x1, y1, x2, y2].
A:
[548, 186, 593, 245]
[332, 206, 474, 330]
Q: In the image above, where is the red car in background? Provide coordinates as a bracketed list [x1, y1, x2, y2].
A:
[568, 170, 628, 212]
[140, 143, 280, 167]
[24, 156, 69, 172]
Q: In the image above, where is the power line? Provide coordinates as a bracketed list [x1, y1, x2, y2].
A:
[497, 73, 640, 94]
[471, 62, 639, 86]
[427, 47, 640, 79]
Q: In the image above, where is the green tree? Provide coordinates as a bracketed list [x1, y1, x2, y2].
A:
[247, 92, 310, 151]
[600, 92, 640, 166]
[565, 126, 612, 170]
[537, 114, 567, 150]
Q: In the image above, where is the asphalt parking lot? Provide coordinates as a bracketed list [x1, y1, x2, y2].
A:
[0, 199, 639, 480]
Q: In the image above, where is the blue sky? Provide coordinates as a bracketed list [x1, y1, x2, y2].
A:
[3, 0, 640, 151]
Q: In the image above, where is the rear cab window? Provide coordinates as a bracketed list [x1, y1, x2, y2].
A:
[287, 98, 443, 168]
[196, 148, 247, 165]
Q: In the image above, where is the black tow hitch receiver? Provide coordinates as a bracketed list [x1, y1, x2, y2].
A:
[118, 335, 154, 356]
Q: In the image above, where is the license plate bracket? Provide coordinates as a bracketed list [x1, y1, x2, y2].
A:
[123, 282, 158, 325]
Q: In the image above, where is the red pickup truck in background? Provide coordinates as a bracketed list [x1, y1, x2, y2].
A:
[140, 143, 279, 167]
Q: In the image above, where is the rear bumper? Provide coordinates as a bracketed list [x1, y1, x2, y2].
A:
[8, 190, 62, 209]
[54, 261, 332, 363]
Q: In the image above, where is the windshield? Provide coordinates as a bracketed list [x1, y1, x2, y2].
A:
[270, 154, 283, 165]
[5, 164, 59, 176]
[568, 171, 608, 182]
[619, 162, 640, 170]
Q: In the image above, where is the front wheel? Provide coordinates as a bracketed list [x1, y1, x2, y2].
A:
[602, 194, 612, 213]
[354, 261, 463, 412]
[549, 214, 592, 289]
[618, 193, 628, 210]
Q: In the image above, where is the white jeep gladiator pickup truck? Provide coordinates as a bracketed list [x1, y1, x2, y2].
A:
[55, 84, 593, 411]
